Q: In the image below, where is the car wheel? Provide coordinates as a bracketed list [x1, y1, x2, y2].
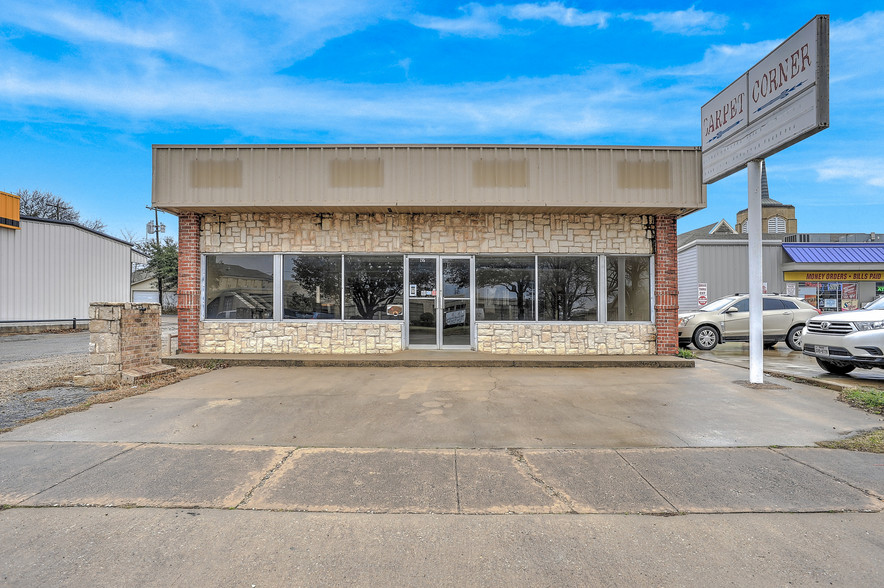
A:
[816, 358, 855, 375]
[692, 325, 719, 350]
[786, 325, 804, 351]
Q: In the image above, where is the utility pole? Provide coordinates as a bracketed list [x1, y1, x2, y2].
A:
[146, 206, 166, 312]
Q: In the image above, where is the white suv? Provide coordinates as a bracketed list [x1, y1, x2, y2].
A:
[802, 296, 884, 375]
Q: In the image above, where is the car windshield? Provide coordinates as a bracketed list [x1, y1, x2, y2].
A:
[699, 297, 737, 312]
[866, 297, 884, 311]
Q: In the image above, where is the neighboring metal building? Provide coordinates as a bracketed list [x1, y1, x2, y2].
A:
[0, 215, 138, 323]
[153, 144, 706, 356]
[677, 222, 787, 312]
[678, 222, 884, 313]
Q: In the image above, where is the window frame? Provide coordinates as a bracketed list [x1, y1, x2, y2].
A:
[603, 254, 654, 323]
[202, 253, 276, 321]
[201, 252, 655, 325]
[281, 253, 344, 321]
[535, 254, 600, 323]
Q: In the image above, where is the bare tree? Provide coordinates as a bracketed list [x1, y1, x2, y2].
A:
[16, 189, 106, 232]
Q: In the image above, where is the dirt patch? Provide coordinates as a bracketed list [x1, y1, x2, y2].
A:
[0, 366, 212, 433]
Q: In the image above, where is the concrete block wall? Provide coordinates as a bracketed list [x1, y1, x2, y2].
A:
[76, 302, 162, 387]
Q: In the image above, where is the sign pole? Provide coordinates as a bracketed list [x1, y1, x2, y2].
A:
[747, 159, 764, 383]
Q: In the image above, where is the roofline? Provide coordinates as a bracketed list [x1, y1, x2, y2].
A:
[20, 215, 134, 247]
[783, 242, 884, 247]
[677, 238, 785, 252]
[152, 143, 702, 151]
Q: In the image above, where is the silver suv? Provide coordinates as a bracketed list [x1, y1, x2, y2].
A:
[802, 296, 884, 375]
[678, 294, 820, 351]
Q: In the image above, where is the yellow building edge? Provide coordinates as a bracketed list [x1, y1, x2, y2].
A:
[784, 270, 884, 282]
[0, 190, 22, 230]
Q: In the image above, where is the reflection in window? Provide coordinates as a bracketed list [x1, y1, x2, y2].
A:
[283, 255, 341, 319]
[476, 256, 535, 321]
[606, 256, 651, 321]
[539, 257, 598, 321]
[344, 255, 404, 320]
[205, 254, 274, 319]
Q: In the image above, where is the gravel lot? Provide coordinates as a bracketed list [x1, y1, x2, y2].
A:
[0, 332, 93, 429]
[0, 318, 179, 430]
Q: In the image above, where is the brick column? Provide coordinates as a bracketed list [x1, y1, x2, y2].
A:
[654, 215, 679, 355]
[177, 212, 201, 353]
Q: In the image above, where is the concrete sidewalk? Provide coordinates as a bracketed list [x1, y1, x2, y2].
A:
[1, 442, 882, 514]
[1, 358, 882, 586]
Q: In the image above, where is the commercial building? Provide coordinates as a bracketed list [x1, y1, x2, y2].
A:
[152, 144, 705, 355]
[1, 190, 142, 325]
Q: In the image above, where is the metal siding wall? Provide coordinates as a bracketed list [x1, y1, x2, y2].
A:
[677, 247, 699, 311]
[152, 145, 705, 211]
[0, 220, 130, 321]
[697, 242, 786, 302]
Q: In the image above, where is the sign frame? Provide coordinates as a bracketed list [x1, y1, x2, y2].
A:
[701, 15, 829, 184]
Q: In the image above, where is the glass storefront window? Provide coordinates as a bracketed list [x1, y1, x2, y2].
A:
[283, 255, 341, 319]
[205, 254, 274, 320]
[344, 255, 404, 320]
[606, 256, 651, 321]
[475, 256, 535, 321]
[538, 256, 598, 321]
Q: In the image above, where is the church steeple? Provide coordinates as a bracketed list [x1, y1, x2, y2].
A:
[735, 160, 797, 234]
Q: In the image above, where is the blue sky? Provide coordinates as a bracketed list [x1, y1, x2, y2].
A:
[1, 1, 882, 241]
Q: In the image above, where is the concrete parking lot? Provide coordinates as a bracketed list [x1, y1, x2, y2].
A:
[694, 341, 884, 390]
[1, 334, 883, 586]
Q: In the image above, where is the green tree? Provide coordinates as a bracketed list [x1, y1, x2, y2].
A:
[16, 189, 106, 232]
[140, 236, 179, 309]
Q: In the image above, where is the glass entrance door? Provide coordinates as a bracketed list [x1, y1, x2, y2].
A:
[406, 256, 473, 349]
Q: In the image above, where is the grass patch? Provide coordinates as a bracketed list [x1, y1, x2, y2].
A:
[677, 347, 695, 359]
[816, 386, 884, 453]
[818, 429, 884, 453]
[838, 387, 884, 415]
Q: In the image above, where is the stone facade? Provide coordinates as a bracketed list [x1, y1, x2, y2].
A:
[76, 302, 164, 387]
[179, 211, 671, 356]
[200, 212, 651, 255]
[200, 322, 403, 354]
[476, 323, 656, 355]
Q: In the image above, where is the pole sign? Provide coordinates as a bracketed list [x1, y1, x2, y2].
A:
[698, 283, 708, 306]
[702, 15, 829, 184]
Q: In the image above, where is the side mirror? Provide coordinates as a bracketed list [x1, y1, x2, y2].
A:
[724, 307, 738, 314]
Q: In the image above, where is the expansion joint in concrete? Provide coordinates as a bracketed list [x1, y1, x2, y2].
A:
[15, 443, 145, 506]
[770, 447, 884, 502]
[507, 448, 577, 514]
[454, 449, 461, 514]
[236, 449, 296, 509]
[615, 449, 680, 513]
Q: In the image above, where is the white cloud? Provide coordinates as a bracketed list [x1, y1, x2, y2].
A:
[2, 1, 403, 73]
[411, 2, 609, 37]
[817, 157, 884, 188]
[625, 7, 726, 36]
[411, 3, 503, 38]
[509, 3, 609, 28]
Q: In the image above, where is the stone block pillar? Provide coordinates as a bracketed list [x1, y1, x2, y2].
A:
[76, 302, 167, 387]
[178, 212, 201, 353]
[654, 215, 679, 355]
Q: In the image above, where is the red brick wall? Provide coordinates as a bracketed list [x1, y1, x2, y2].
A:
[177, 212, 201, 353]
[121, 305, 161, 370]
[654, 215, 679, 355]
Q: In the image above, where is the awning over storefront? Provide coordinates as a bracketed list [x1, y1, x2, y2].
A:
[782, 242, 884, 263]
